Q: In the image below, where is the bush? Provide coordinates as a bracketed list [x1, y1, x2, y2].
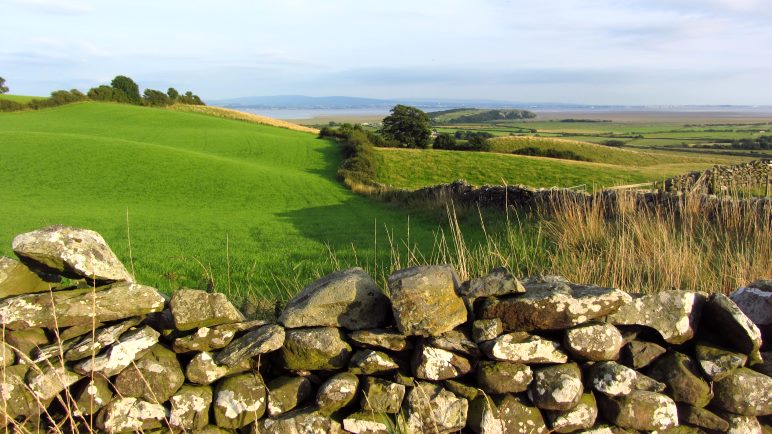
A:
[88, 85, 129, 103]
[143, 89, 172, 106]
[0, 99, 23, 112]
[601, 140, 625, 147]
[433, 133, 457, 150]
[320, 125, 380, 185]
[512, 147, 588, 161]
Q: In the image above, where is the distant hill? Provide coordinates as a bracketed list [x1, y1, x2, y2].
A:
[428, 108, 537, 123]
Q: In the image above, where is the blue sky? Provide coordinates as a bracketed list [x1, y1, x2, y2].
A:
[2, 0, 771, 104]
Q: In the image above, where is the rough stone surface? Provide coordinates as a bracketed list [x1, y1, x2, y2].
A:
[476, 360, 533, 394]
[565, 322, 624, 361]
[730, 280, 772, 326]
[113, 343, 185, 403]
[97, 397, 167, 432]
[712, 368, 772, 416]
[342, 411, 391, 434]
[213, 373, 266, 429]
[0, 365, 38, 424]
[360, 377, 405, 414]
[12, 225, 133, 282]
[472, 318, 503, 343]
[444, 379, 480, 401]
[468, 395, 504, 434]
[413, 344, 472, 380]
[545, 392, 598, 433]
[185, 351, 250, 385]
[26, 365, 81, 401]
[621, 339, 667, 369]
[266, 376, 312, 417]
[73, 325, 160, 377]
[214, 323, 285, 367]
[702, 292, 763, 357]
[0, 256, 53, 299]
[480, 332, 568, 363]
[607, 290, 705, 344]
[721, 412, 763, 434]
[259, 407, 343, 433]
[0, 282, 165, 330]
[349, 349, 399, 375]
[316, 372, 359, 416]
[348, 328, 411, 352]
[589, 361, 664, 397]
[170, 288, 244, 331]
[279, 267, 390, 330]
[276, 326, 352, 371]
[0, 340, 16, 367]
[402, 381, 469, 434]
[694, 341, 747, 381]
[172, 324, 238, 353]
[528, 363, 584, 411]
[496, 394, 549, 434]
[677, 404, 730, 432]
[429, 329, 480, 357]
[461, 267, 526, 300]
[597, 390, 679, 431]
[3, 327, 48, 363]
[64, 317, 142, 361]
[388, 265, 467, 336]
[73, 375, 113, 417]
[646, 351, 713, 407]
[480, 282, 631, 331]
[169, 385, 212, 431]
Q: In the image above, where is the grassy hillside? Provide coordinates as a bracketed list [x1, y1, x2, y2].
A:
[0, 94, 45, 104]
[0, 103, 482, 302]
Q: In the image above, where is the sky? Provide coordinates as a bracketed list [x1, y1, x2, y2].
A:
[2, 0, 771, 105]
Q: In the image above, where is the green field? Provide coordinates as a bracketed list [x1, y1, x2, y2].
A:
[0, 94, 46, 104]
[0, 103, 492, 303]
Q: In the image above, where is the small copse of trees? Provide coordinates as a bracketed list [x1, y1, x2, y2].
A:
[381, 105, 432, 148]
[320, 124, 380, 185]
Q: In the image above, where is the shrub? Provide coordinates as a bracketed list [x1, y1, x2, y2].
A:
[512, 147, 588, 161]
[0, 99, 23, 112]
[602, 140, 625, 147]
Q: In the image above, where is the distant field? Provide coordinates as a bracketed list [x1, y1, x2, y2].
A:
[0, 94, 46, 104]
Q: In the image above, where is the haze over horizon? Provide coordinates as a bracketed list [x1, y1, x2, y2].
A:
[3, 0, 771, 105]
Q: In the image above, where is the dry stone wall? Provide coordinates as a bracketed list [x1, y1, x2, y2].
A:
[1, 225, 771, 433]
[662, 159, 772, 195]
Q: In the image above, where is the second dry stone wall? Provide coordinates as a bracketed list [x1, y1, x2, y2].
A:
[1, 225, 771, 433]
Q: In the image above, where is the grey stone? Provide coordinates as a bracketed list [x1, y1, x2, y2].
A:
[564, 322, 624, 361]
[597, 390, 678, 431]
[589, 361, 665, 397]
[413, 343, 472, 380]
[607, 290, 706, 344]
[467, 395, 504, 434]
[677, 404, 730, 432]
[96, 397, 167, 433]
[169, 385, 212, 432]
[2, 327, 48, 364]
[170, 288, 244, 331]
[349, 349, 399, 375]
[73, 325, 159, 377]
[12, 225, 133, 282]
[712, 368, 772, 416]
[480, 282, 631, 331]
[26, 364, 81, 401]
[647, 352, 713, 407]
[731, 279, 772, 326]
[0, 365, 38, 425]
[360, 377, 405, 414]
[30, 337, 79, 364]
[720, 412, 763, 434]
[545, 392, 598, 433]
[0, 282, 165, 330]
[444, 379, 480, 401]
[64, 317, 142, 361]
[267, 376, 312, 417]
[349, 328, 411, 352]
[402, 381, 468, 433]
[0, 341, 15, 367]
[73, 375, 113, 417]
[476, 360, 532, 394]
[172, 324, 239, 353]
[342, 411, 392, 434]
[622, 339, 667, 369]
[528, 363, 584, 411]
[480, 332, 568, 364]
[387, 265, 467, 336]
[213, 373, 267, 429]
[0, 256, 54, 299]
[279, 267, 390, 330]
[495, 394, 549, 434]
[186, 351, 251, 385]
[472, 318, 503, 343]
[702, 293, 763, 358]
[428, 329, 480, 357]
[276, 327, 352, 371]
[461, 267, 525, 300]
[694, 341, 747, 381]
[259, 407, 344, 433]
[316, 372, 359, 416]
[214, 324, 285, 367]
[113, 344, 185, 403]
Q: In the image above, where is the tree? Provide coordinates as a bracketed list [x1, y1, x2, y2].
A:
[110, 75, 141, 104]
[0, 76, 8, 94]
[381, 104, 432, 148]
[167, 87, 179, 100]
[433, 133, 457, 150]
[143, 88, 171, 106]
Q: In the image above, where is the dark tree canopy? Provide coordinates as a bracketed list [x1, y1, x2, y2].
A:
[0, 76, 8, 94]
[87, 85, 129, 103]
[143, 89, 171, 106]
[381, 104, 432, 148]
[433, 133, 457, 150]
[110, 75, 141, 104]
[167, 87, 179, 100]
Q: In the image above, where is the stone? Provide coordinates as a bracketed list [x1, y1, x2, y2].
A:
[480, 282, 631, 331]
[186, 351, 251, 385]
[0, 256, 54, 299]
[461, 267, 525, 300]
[0, 365, 38, 425]
[213, 373, 267, 429]
[1, 340, 16, 367]
[472, 318, 503, 343]
[607, 290, 705, 344]
[387, 265, 467, 336]
[172, 324, 238, 353]
[589, 361, 664, 397]
[412, 344, 472, 380]
[0, 282, 165, 330]
[702, 293, 763, 357]
[349, 349, 399, 375]
[564, 322, 624, 361]
[267, 376, 312, 417]
[279, 267, 390, 330]
[428, 329, 480, 357]
[444, 379, 480, 401]
[476, 360, 532, 394]
[621, 339, 667, 369]
[348, 328, 411, 352]
[694, 341, 747, 381]
[677, 404, 730, 432]
[73, 375, 113, 417]
[468, 395, 504, 434]
[342, 411, 392, 434]
[730, 279, 772, 327]
[113, 344, 185, 403]
[12, 225, 133, 282]
[316, 372, 359, 416]
[73, 325, 159, 377]
[60, 321, 105, 340]
[402, 381, 468, 433]
[31, 337, 79, 364]
[259, 407, 344, 433]
[96, 397, 167, 432]
[276, 327, 352, 371]
[495, 394, 549, 434]
[480, 332, 568, 364]
[544, 392, 598, 433]
[169, 385, 212, 431]
[712, 368, 772, 416]
[170, 288, 244, 331]
[529, 363, 584, 411]
[360, 377, 406, 414]
[721, 412, 763, 434]
[2, 327, 48, 364]
[214, 324, 285, 367]
[26, 364, 81, 401]
[64, 317, 142, 361]
[646, 352, 713, 407]
[597, 390, 678, 431]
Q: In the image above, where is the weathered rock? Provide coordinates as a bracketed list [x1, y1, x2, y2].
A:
[12, 225, 133, 282]
[702, 293, 763, 358]
[342, 411, 392, 434]
[720, 412, 763, 434]
[647, 352, 713, 407]
[731, 279, 772, 327]
[214, 324, 285, 367]
[495, 394, 549, 434]
[480, 332, 568, 364]
[476, 360, 532, 394]
[213, 373, 267, 429]
[755, 351, 772, 377]
[172, 324, 238, 353]
[26, 364, 81, 401]
[276, 327, 351, 371]
[186, 351, 251, 385]
[607, 290, 705, 344]
[279, 267, 390, 330]
[528, 363, 584, 411]
[96, 397, 167, 432]
[2, 327, 48, 364]
[1, 340, 16, 367]
[60, 321, 105, 340]
[461, 267, 525, 300]
[444, 379, 480, 401]
[712, 368, 772, 416]
[0, 365, 39, 425]
[170, 288, 244, 331]
[31, 337, 79, 363]
[73, 375, 113, 417]
[349, 349, 399, 375]
[0, 256, 53, 299]
[565, 322, 624, 361]
[597, 390, 678, 431]
[360, 377, 405, 414]
[429, 329, 480, 357]
[472, 318, 503, 343]
[259, 407, 344, 433]
[267, 376, 312, 417]
[402, 381, 468, 433]
[545, 392, 598, 433]
[621, 339, 667, 369]
[169, 384, 212, 431]
[589, 361, 664, 397]
[387, 265, 467, 336]
[694, 341, 747, 381]
[480, 282, 631, 331]
[73, 325, 159, 377]
[677, 404, 730, 432]
[316, 372, 359, 416]
[468, 395, 504, 434]
[348, 328, 411, 352]
[113, 344, 184, 403]
[64, 317, 142, 361]
[413, 344, 472, 380]
[0, 282, 165, 330]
